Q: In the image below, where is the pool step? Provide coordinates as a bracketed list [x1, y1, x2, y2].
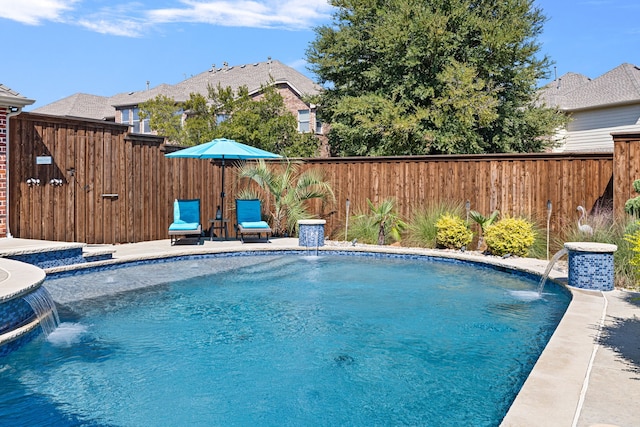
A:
[82, 246, 116, 263]
[0, 240, 115, 269]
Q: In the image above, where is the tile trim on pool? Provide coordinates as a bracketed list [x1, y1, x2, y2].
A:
[44, 248, 566, 292]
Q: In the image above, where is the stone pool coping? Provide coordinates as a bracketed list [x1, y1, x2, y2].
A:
[1, 237, 637, 426]
[0, 258, 46, 302]
[0, 257, 47, 348]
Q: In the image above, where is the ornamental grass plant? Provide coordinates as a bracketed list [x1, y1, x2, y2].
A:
[554, 208, 640, 290]
[403, 201, 467, 248]
[343, 211, 379, 245]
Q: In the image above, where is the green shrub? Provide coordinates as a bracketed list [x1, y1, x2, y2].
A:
[404, 201, 466, 248]
[621, 221, 640, 288]
[435, 214, 473, 249]
[484, 217, 535, 257]
[343, 213, 379, 244]
[625, 180, 640, 217]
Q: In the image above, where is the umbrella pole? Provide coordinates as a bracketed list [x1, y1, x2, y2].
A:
[220, 158, 225, 221]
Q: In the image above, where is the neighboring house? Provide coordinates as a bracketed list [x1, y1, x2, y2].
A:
[30, 93, 116, 122]
[32, 58, 326, 147]
[0, 84, 35, 238]
[538, 63, 640, 152]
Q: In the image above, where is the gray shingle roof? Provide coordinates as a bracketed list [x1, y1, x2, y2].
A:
[32, 93, 116, 120]
[109, 83, 186, 108]
[33, 59, 322, 118]
[174, 60, 322, 101]
[538, 63, 640, 111]
[0, 84, 35, 107]
[537, 72, 591, 107]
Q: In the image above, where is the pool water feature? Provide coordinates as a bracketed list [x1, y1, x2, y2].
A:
[22, 286, 60, 336]
[537, 248, 568, 295]
[0, 260, 51, 357]
[0, 254, 571, 426]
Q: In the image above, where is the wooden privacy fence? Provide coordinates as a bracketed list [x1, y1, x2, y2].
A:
[10, 112, 628, 244]
[301, 153, 613, 237]
[612, 132, 640, 217]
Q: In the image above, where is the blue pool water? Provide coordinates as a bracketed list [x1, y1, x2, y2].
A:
[0, 254, 571, 426]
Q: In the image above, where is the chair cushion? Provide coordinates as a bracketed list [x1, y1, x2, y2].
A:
[169, 222, 200, 231]
[239, 221, 270, 229]
[236, 199, 262, 223]
[173, 199, 181, 222]
[177, 200, 200, 224]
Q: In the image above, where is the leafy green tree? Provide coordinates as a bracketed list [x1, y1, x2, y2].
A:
[237, 159, 335, 236]
[139, 93, 216, 146]
[307, 0, 568, 155]
[140, 83, 320, 156]
[212, 84, 319, 157]
[182, 92, 217, 145]
[138, 95, 184, 144]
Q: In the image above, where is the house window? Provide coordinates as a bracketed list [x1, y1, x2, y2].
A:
[119, 107, 151, 134]
[125, 107, 150, 134]
[315, 120, 323, 134]
[132, 108, 141, 133]
[298, 109, 310, 132]
[216, 113, 229, 124]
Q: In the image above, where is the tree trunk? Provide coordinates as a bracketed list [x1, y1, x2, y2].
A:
[378, 225, 385, 245]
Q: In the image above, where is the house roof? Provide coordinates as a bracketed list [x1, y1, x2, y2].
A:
[175, 60, 322, 101]
[0, 84, 35, 108]
[538, 63, 640, 111]
[33, 59, 322, 118]
[109, 83, 187, 108]
[32, 93, 116, 120]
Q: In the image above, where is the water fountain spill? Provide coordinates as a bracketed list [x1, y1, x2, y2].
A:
[298, 219, 326, 260]
[46, 322, 87, 347]
[22, 286, 60, 336]
[302, 224, 322, 258]
[304, 244, 321, 260]
[537, 248, 568, 295]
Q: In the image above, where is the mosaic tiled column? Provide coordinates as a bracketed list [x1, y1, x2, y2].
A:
[564, 242, 617, 291]
[298, 220, 326, 248]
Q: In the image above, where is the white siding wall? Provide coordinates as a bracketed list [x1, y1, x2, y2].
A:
[554, 104, 640, 152]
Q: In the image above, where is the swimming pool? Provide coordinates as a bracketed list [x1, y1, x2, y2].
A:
[0, 253, 571, 426]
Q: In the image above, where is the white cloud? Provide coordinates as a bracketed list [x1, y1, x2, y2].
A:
[75, 4, 150, 37]
[0, 0, 79, 25]
[147, 0, 333, 30]
[0, 0, 333, 36]
[77, 18, 146, 37]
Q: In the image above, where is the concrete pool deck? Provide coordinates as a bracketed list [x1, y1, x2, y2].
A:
[1, 237, 639, 426]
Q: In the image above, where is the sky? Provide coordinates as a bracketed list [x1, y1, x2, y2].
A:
[2, 0, 639, 110]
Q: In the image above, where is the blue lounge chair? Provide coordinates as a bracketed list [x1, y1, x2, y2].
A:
[168, 199, 202, 245]
[235, 199, 272, 243]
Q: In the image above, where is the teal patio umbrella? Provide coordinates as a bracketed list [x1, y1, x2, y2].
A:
[165, 138, 281, 220]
